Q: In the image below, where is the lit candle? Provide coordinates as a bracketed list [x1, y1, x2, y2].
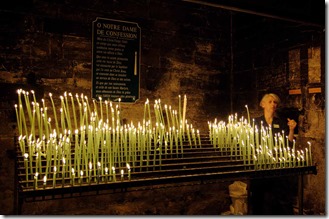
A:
[164, 105, 170, 130]
[307, 141, 312, 165]
[60, 108, 65, 132]
[24, 153, 29, 184]
[34, 172, 39, 190]
[62, 157, 66, 187]
[291, 151, 296, 167]
[14, 105, 22, 137]
[255, 127, 259, 149]
[187, 121, 192, 146]
[126, 163, 131, 181]
[16, 90, 23, 135]
[300, 151, 305, 166]
[43, 175, 47, 189]
[245, 105, 250, 125]
[53, 166, 57, 188]
[191, 127, 196, 147]
[69, 93, 78, 130]
[97, 161, 101, 184]
[63, 92, 72, 131]
[71, 168, 75, 186]
[197, 130, 201, 148]
[112, 166, 116, 182]
[105, 167, 108, 183]
[89, 161, 92, 184]
[274, 147, 278, 168]
[297, 151, 301, 166]
[305, 148, 309, 166]
[178, 95, 181, 127]
[121, 169, 124, 181]
[182, 95, 187, 133]
[49, 93, 60, 134]
[23, 91, 32, 136]
[105, 100, 109, 125]
[80, 170, 83, 186]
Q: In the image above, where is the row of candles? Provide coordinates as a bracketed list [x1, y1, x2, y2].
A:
[15, 89, 313, 189]
[208, 106, 313, 169]
[15, 89, 202, 189]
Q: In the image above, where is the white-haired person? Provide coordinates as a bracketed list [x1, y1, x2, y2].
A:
[254, 93, 297, 142]
[250, 93, 298, 215]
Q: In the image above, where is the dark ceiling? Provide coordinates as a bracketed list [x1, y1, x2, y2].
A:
[183, 0, 325, 27]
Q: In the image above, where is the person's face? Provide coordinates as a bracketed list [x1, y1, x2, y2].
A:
[261, 96, 278, 115]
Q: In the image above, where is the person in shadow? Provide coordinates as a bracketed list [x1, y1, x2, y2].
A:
[250, 93, 298, 215]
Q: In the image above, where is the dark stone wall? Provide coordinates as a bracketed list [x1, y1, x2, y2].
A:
[0, 0, 232, 130]
[231, 13, 325, 215]
[0, 0, 325, 215]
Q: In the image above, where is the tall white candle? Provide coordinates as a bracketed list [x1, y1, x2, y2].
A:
[97, 161, 101, 184]
[53, 166, 57, 188]
[121, 169, 124, 181]
[62, 157, 66, 187]
[80, 170, 84, 185]
[245, 105, 250, 125]
[34, 172, 39, 190]
[127, 163, 131, 181]
[24, 153, 29, 183]
[71, 168, 75, 186]
[307, 142, 312, 165]
[105, 167, 108, 183]
[178, 95, 181, 128]
[112, 166, 116, 182]
[182, 95, 187, 133]
[89, 161, 92, 184]
[305, 148, 309, 166]
[43, 175, 47, 189]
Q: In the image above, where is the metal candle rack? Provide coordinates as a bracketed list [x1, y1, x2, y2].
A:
[13, 90, 317, 214]
[14, 134, 317, 214]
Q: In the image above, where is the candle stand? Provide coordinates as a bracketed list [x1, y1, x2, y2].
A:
[13, 90, 317, 215]
[14, 133, 316, 215]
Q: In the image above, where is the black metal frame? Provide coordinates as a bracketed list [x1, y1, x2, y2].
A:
[14, 156, 316, 214]
[13, 134, 317, 215]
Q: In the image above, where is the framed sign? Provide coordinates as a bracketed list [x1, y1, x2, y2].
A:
[92, 17, 141, 103]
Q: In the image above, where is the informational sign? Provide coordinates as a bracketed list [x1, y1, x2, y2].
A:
[92, 17, 141, 103]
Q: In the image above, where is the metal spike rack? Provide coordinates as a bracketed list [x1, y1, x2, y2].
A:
[14, 133, 317, 214]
